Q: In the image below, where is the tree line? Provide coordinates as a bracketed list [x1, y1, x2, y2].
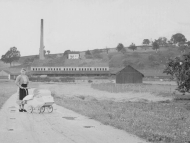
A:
[116, 33, 190, 53]
[0, 47, 51, 66]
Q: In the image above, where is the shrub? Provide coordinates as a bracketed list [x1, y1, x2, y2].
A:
[59, 77, 75, 82]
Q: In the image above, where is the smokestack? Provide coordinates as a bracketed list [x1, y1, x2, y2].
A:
[39, 19, 45, 60]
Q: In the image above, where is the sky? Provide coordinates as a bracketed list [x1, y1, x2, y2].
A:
[0, 0, 190, 56]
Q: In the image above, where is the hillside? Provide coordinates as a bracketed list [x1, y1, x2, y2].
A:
[0, 45, 187, 77]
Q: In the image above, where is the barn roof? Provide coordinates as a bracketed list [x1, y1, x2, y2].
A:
[0, 70, 12, 74]
[31, 58, 109, 67]
[115, 65, 144, 77]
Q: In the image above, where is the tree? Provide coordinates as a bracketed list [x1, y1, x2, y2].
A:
[187, 41, 190, 47]
[1, 47, 20, 66]
[142, 39, 150, 45]
[23, 57, 35, 64]
[47, 50, 50, 55]
[152, 40, 160, 52]
[163, 54, 190, 94]
[170, 33, 187, 45]
[128, 43, 137, 51]
[63, 50, 71, 56]
[116, 43, 124, 52]
[92, 49, 101, 55]
[157, 37, 167, 46]
[85, 50, 93, 59]
[85, 50, 91, 55]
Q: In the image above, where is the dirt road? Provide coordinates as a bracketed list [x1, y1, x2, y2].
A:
[0, 92, 148, 143]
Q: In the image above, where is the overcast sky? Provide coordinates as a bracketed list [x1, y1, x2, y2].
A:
[0, 0, 190, 56]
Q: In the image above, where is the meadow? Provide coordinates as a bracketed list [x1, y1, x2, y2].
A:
[91, 83, 176, 96]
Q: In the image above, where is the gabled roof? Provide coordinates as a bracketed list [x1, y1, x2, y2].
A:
[0, 70, 12, 74]
[31, 58, 109, 67]
[115, 65, 144, 77]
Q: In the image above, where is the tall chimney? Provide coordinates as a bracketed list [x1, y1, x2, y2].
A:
[39, 19, 45, 60]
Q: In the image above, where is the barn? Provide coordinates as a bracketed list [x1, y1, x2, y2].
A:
[0, 70, 11, 80]
[116, 65, 144, 84]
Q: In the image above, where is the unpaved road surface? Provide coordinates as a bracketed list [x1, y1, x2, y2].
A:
[0, 92, 148, 143]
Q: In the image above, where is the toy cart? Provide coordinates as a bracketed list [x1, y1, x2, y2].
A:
[27, 102, 54, 114]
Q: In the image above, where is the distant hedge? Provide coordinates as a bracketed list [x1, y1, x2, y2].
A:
[29, 77, 75, 82]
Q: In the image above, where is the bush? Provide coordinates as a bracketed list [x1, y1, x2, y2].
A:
[29, 77, 51, 82]
[59, 77, 75, 82]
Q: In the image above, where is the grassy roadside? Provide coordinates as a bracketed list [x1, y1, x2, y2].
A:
[54, 94, 190, 143]
[0, 81, 39, 108]
[0, 81, 17, 108]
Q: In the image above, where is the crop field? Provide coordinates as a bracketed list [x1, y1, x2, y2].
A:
[91, 83, 177, 96]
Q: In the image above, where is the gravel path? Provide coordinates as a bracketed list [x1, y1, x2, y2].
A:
[0, 91, 148, 143]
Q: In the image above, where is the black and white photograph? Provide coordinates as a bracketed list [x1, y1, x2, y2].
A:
[0, 0, 190, 142]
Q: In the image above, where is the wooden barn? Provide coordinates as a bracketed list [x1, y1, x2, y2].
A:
[116, 65, 144, 84]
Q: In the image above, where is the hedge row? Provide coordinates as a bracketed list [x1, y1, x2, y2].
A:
[29, 77, 75, 82]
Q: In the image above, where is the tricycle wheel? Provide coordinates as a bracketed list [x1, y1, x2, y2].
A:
[47, 105, 53, 113]
[27, 106, 33, 113]
[37, 106, 41, 114]
[40, 106, 45, 113]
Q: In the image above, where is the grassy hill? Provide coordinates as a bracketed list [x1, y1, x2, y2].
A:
[0, 45, 187, 77]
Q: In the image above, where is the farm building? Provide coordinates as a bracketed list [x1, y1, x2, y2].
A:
[30, 58, 109, 77]
[29, 19, 109, 77]
[67, 51, 80, 59]
[115, 65, 144, 83]
[0, 70, 11, 80]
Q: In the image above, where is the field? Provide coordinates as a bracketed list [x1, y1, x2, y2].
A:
[1, 80, 190, 142]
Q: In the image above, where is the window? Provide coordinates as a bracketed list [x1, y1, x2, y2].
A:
[59, 68, 61, 71]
